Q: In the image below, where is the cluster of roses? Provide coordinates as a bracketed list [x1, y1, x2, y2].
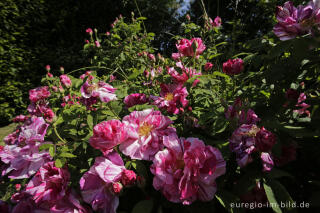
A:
[87, 108, 226, 210]
[225, 98, 277, 172]
[274, 0, 320, 40]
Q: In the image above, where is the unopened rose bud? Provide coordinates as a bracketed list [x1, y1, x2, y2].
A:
[45, 65, 51, 71]
[112, 182, 123, 194]
[186, 14, 191, 21]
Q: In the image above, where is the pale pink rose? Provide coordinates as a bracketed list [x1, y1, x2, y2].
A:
[260, 152, 274, 172]
[0, 143, 51, 179]
[89, 120, 127, 155]
[119, 109, 176, 160]
[124, 93, 148, 108]
[150, 83, 189, 114]
[18, 117, 49, 145]
[81, 81, 117, 103]
[80, 152, 125, 213]
[25, 162, 70, 205]
[59, 74, 72, 87]
[29, 86, 51, 103]
[95, 41, 101, 47]
[151, 135, 226, 205]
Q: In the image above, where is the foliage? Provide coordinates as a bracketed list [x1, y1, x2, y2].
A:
[1, 1, 320, 212]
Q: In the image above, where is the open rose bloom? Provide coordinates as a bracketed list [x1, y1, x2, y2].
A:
[80, 152, 136, 213]
[120, 109, 176, 160]
[81, 81, 117, 103]
[151, 135, 226, 205]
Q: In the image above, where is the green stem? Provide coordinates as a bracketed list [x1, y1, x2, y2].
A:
[107, 103, 120, 119]
[133, 0, 147, 34]
[53, 126, 68, 144]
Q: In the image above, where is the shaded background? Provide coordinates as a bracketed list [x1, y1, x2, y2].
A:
[0, 0, 304, 125]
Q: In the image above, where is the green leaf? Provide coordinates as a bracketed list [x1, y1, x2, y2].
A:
[59, 152, 76, 158]
[49, 146, 55, 157]
[215, 190, 241, 213]
[132, 199, 153, 213]
[39, 143, 54, 152]
[55, 159, 63, 168]
[263, 181, 282, 213]
[87, 114, 93, 130]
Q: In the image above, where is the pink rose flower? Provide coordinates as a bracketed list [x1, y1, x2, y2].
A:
[204, 62, 213, 71]
[25, 162, 70, 205]
[45, 65, 51, 71]
[0, 143, 51, 179]
[229, 124, 259, 167]
[81, 81, 117, 103]
[150, 83, 189, 114]
[151, 135, 226, 205]
[89, 120, 127, 155]
[168, 62, 202, 84]
[80, 152, 125, 213]
[210, 16, 222, 28]
[50, 190, 90, 213]
[95, 40, 101, 47]
[223, 58, 244, 75]
[119, 109, 176, 160]
[29, 86, 51, 103]
[12, 115, 28, 123]
[176, 38, 206, 57]
[59, 74, 72, 87]
[255, 127, 277, 152]
[260, 152, 274, 172]
[148, 53, 156, 61]
[86, 28, 93, 34]
[124, 93, 148, 108]
[121, 169, 136, 186]
[18, 116, 49, 145]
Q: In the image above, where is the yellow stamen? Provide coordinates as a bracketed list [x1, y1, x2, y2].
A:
[165, 93, 174, 101]
[138, 123, 153, 136]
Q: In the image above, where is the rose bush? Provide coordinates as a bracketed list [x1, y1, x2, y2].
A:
[1, 1, 320, 212]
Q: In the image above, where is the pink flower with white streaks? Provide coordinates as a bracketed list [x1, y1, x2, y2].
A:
[150, 135, 226, 205]
[0, 143, 51, 179]
[81, 81, 117, 103]
[29, 86, 51, 103]
[119, 109, 176, 160]
[176, 38, 206, 57]
[124, 93, 148, 108]
[89, 120, 127, 155]
[59, 74, 72, 87]
[168, 62, 202, 84]
[18, 117, 49, 145]
[80, 152, 125, 213]
[25, 161, 70, 205]
[150, 83, 189, 114]
[50, 190, 91, 213]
